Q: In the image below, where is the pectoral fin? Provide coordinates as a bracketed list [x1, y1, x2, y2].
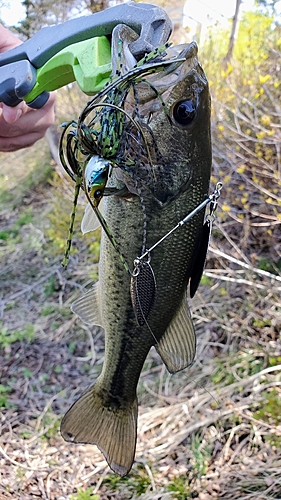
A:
[71, 282, 103, 327]
[156, 293, 196, 374]
[81, 202, 102, 234]
[61, 384, 138, 476]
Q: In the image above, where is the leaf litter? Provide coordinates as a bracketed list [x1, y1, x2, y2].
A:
[0, 95, 281, 499]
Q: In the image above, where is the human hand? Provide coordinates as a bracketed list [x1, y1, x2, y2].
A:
[0, 24, 56, 152]
[0, 95, 56, 152]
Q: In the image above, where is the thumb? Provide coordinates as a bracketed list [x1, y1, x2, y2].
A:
[2, 102, 25, 123]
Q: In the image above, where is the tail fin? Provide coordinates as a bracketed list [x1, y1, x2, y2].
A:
[60, 384, 138, 476]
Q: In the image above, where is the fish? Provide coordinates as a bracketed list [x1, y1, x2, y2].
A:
[60, 28, 212, 476]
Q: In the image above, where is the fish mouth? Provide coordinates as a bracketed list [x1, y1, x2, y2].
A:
[59, 35, 210, 212]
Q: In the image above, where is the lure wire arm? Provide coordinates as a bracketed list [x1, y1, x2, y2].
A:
[136, 182, 223, 265]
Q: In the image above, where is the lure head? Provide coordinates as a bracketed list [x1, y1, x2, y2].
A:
[84, 155, 110, 207]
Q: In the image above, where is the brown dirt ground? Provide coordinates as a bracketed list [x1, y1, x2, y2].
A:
[0, 128, 281, 499]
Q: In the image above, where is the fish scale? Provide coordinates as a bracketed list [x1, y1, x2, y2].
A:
[61, 39, 212, 476]
[92, 181, 205, 416]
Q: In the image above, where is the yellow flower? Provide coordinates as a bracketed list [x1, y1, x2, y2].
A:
[221, 203, 230, 212]
[237, 165, 246, 174]
[260, 115, 271, 126]
[255, 88, 264, 99]
[256, 131, 266, 140]
[259, 74, 270, 84]
[221, 63, 233, 78]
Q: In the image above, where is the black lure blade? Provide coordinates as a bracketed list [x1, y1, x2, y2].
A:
[189, 220, 211, 298]
[130, 261, 157, 326]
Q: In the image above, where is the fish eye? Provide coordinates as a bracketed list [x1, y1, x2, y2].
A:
[94, 189, 103, 200]
[172, 100, 197, 126]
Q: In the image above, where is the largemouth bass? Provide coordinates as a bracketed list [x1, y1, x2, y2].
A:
[61, 29, 212, 476]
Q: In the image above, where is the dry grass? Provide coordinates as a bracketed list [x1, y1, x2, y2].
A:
[0, 79, 281, 499]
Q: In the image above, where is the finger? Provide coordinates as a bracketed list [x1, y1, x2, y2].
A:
[2, 102, 25, 123]
[0, 92, 56, 151]
[0, 131, 42, 152]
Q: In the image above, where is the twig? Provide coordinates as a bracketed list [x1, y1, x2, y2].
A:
[203, 271, 280, 291]
[1, 267, 59, 304]
[0, 444, 48, 471]
[35, 392, 63, 432]
[209, 247, 281, 282]
[214, 222, 252, 265]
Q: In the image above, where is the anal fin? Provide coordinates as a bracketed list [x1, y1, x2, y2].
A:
[156, 293, 196, 374]
[71, 282, 103, 327]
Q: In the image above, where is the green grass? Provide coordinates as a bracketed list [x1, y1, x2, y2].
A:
[70, 489, 100, 500]
[44, 276, 57, 297]
[258, 257, 281, 275]
[211, 352, 265, 386]
[0, 384, 12, 408]
[0, 323, 35, 349]
[103, 466, 152, 496]
[15, 207, 34, 227]
[254, 388, 281, 425]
